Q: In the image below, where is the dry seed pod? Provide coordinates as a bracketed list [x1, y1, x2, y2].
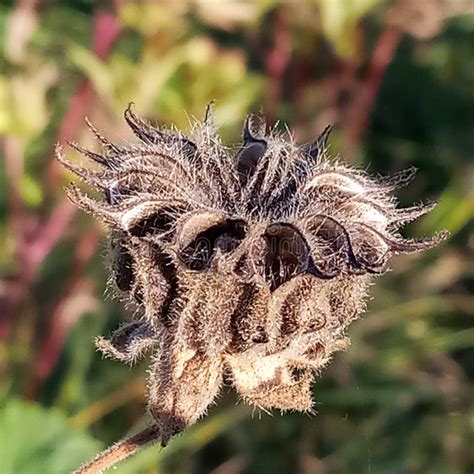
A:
[58, 105, 446, 473]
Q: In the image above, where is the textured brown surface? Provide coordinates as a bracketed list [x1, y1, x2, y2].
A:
[58, 104, 445, 443]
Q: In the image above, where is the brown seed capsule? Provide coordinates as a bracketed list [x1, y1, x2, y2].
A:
[58, 104, 446, 470]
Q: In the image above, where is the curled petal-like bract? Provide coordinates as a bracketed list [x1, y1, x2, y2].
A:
[59, 108, 445, 472]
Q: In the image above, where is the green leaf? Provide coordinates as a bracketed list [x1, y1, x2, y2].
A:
[317, 0, 386, 58]
[20, 174, 43, 207]
[68, 44, 114, 103]
[0, 399, 103, 474]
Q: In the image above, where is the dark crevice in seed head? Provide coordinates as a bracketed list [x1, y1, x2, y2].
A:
[113, 240, 135, 291]
[153, 246, 180, 327]
[129, 207, 183, 238]
[263, 223, 311, 291]
[180, 219, 246, 270]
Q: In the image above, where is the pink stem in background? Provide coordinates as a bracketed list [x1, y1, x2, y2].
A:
[3, 137, 25, 258]
[24, 11, 121, 392]
[32, 230, 100, 390]
[45, 83, 95, 188]
[93, 11, 121, 59]
[1, 10, 120, 351]
[45, 11, 121, 188]
[26, 199, 77, 267]
[265, 12, 291, 123]
[0, 0, 37, 339]
[345, 26, 402, 155]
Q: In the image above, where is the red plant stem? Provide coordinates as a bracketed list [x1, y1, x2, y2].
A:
[345, 26, 402, 155]
[27, 200, 77, 266]
[74, 425, 162, 474]
[32, 229, 100, 388]
[45, 84, 95, 188]
[265, 11, 291, 123]
[22, 10, 121, 386]
[1, 10, 120, 343]
[45, 11, 121, 188]
[0, 0, 37, 339]
[2, 136, 25, 258]
[0, 136, 33, 340]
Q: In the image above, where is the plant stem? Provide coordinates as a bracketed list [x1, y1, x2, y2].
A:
[74, 425, 161, 474]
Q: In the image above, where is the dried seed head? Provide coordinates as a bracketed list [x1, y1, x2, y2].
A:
[58, 104, 446, 459]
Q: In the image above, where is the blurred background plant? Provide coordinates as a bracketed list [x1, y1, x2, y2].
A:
[1, 0, 473, 473]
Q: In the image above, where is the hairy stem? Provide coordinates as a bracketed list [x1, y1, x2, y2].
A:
[74, 424, 161, 474]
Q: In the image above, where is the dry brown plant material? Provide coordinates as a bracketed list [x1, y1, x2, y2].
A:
[57, 105, 446, 472]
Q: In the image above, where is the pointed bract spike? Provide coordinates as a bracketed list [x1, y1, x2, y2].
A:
[111, 169, 199, 205]
[243, 116, 252, 142]
[68, 141, 115, 168]
[65, 184, 118, 223]
[316, 124, 333, 150]
[124, 104, 198, 158]
[54, 143, 67, 165]
[242, 115, 265, 144]
[57, 144, 102, 185]
[358, 223, 449, 253]
[204, 101, 216, 125]
[124, 103, 161, 145]
[57, 154, 108, 190]
[390, 230, 449, 252]
[381, 166, 418, 190]
[236, 116, 268, 186]
[392, 201, 438, 225]
[85, 117, 120, 153]
[301, 124, 333, 160]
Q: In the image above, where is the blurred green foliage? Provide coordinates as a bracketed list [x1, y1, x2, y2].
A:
[0, 398, 102, 473]
[1, 1, 473, 473]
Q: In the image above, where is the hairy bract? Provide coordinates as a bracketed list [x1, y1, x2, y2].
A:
[57, 105, 445, 472]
